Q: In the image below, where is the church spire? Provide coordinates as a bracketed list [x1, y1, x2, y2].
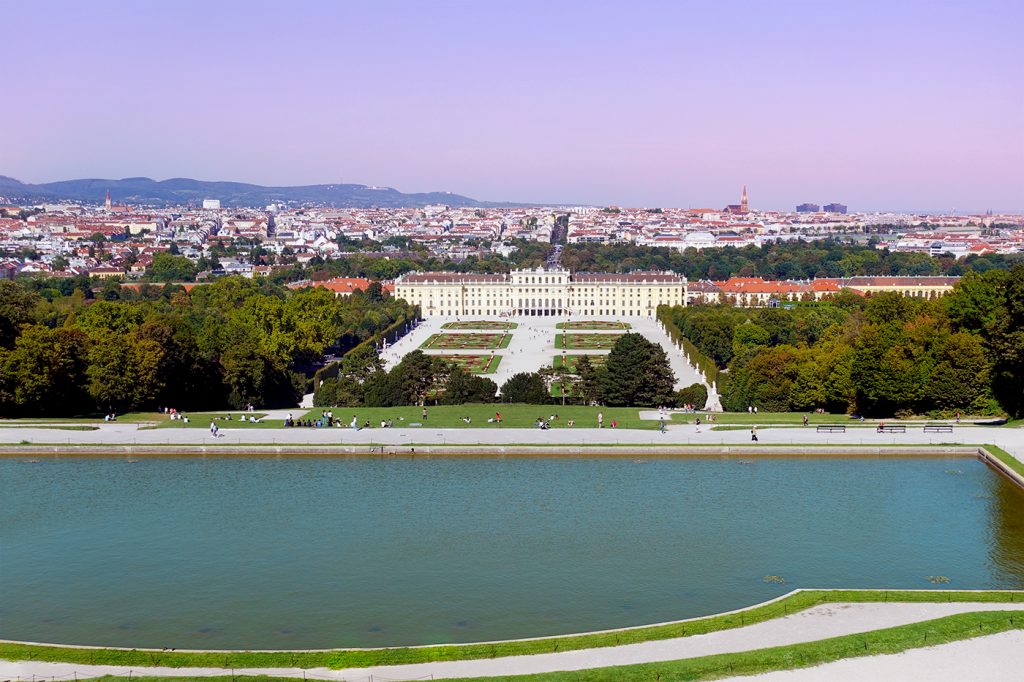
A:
[740, 185, 748, 213]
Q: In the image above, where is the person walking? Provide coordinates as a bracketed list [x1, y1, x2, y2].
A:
[422, 406, 428, 422]
[802, 414, 809, 427]
[659, 417, 665, 434]
[598, 411, 604, 429]
[751, 425, 758, 442]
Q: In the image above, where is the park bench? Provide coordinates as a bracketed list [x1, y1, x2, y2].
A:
[877, 425, 906, 433]
[923, 425, 954, 433]
[816, 425, 846, 433]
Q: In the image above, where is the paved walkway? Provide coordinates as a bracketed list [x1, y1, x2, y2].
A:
[2, 422, 1022, 465]
[1, 602, 1021, 681]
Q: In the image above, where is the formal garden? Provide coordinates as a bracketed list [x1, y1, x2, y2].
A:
[555, 333, 623, 350]
[421, 332, 513, 350]
[440, 354, 502, 374]
[441, 320, 518, 330]
[555, 320, 631, 330]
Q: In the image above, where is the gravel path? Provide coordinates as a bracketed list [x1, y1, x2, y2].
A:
[1, 602, 1021, 681]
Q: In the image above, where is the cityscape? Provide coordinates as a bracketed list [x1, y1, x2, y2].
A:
[2, 1, 1023, 681]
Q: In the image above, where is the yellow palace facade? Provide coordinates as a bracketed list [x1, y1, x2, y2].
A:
[393, 268, 689, 318]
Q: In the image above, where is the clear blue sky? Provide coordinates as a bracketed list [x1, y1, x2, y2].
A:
[3, 0, 1021, 211]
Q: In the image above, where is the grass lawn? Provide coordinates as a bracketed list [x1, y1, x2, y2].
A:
[302, 403, 657, 429]
[421, 332, 513, 350]
[145, 412, 283, 429]
[439, 354, 503, 374]
[685, 411, 850, 425]
[442, 320, 518, 330]
[555, 320, 631, 330]
[7, 590, 1021, 674]
[554, 333, 622, 350]
[983, 444, 1024, 478]
[552, 354, 607, 371]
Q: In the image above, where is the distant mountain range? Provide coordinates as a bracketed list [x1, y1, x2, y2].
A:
[0, 175, 519, 208]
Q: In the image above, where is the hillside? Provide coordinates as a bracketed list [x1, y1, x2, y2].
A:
[0, 175, 518, 208]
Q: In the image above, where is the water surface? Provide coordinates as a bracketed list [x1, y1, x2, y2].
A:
[2, 455, 1023, 648]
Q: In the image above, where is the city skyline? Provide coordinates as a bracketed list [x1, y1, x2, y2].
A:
[3, 0, 1022, 211]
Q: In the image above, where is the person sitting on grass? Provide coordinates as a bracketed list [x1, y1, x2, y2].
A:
[462, 416, 472, 424]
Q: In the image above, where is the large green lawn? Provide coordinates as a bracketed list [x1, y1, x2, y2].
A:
[302, 403, 657, 429]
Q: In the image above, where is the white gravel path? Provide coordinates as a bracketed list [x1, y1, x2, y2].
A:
[1, 602, 1021, 681]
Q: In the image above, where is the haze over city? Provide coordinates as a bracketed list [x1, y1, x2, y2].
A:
[3, 0, 1021, 212]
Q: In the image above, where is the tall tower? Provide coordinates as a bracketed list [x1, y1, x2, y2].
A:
[105, 190, 112, 211]
[740, 185, 748, 213]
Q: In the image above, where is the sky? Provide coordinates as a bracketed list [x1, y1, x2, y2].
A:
[2, 0, 1022, 211]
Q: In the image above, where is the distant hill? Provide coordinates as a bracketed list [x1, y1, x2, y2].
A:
[0, 175, 522, 208]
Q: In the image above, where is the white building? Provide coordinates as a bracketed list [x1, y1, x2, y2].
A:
[394, 267, 688, 318]
[202, 199, 221, 210]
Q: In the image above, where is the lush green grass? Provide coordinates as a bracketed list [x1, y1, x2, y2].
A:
[363, 611, 1024, 681]
[555, 333, 622, 350]
[62, 610, 1024, 680]
[438, 353, 503, 374]
[983, 445, 1024, 478]
[442, 320, 518, 330]
[301, 403, 657, 429]
[685, 411, 849, 425]
[421, 332, 512, 350]
[552, 354, 607, 371]
[556, 321, 631, 330]
[148, 413, 281, 429]
[6, 590, 1021, 672]
[79, 612, 1020, 682]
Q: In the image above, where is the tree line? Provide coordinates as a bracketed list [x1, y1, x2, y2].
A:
[560, 240, 1022, 280]
[661, 264, 1024, 418]
[0, 277, 412, 416]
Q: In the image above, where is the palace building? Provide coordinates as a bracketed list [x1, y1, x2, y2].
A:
[394, 268, 689, 318]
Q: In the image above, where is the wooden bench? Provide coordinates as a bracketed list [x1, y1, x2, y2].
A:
[923, 425, 954, 433]
[817, 425, 846, 433]
[878, 425, 906, 433]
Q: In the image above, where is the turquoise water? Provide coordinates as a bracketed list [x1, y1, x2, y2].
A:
[2, 455, 1023, 649]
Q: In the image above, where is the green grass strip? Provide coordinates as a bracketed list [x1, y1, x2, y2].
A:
[71, 611, 1024, 682]
[983, 445, 1024, 479]
[2, 590, 1021, 670]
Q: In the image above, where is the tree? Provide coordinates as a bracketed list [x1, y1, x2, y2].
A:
[148, 252, 198, 282]
[87, 334, 165, 412]
[500, 372, 549, 404]
[575, 355, 601, 405]
[987, 264, 1024, 417]
[675, 383, 708, 409]
[601, 333, 675, 407]
[441, 366, 498, 404]
[0, 281, 41, 349]
[0, 326, 90, 416]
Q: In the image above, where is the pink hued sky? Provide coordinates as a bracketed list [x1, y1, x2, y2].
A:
[2, 0, 1021, 211]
